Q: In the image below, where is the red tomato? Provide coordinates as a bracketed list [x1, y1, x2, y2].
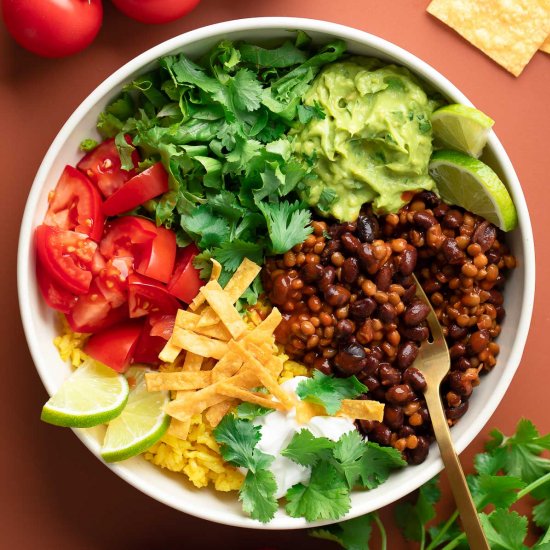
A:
[77, 136, 139, 198]
[36, 260, 77, 313]
[1, 0, 103, 58]
[102, 163, 169, 217]
[84, 319, 143, 372]
[95, 256, 133, 308]
[149, 313, 176, 341]
[35, 224, 97, 295]
[111, 0, 200, 24]
[44, 165, 104, 242]
[166, 243, 204, 304]
[132, 315, 172, 364]
[128, 273, 181, 318]
[100, 216, 176, 284]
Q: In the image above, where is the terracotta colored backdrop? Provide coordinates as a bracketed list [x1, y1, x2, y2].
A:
[1, 1, 548, 548]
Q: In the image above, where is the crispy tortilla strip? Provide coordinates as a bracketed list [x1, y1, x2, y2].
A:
[171, 327, 228, 359]
[145, 371, 212, 392]
[158, 338, 181, 363]
[189, 259, 222, 311]
[427, 0, 550, 76]
[205, 399, 237, 427]
[541, 35, 550, 54]
[223, 258, 262, 303]
[338, 399, 385, 422]
[246, 308, 282, 342]
[216, 383, 285, 411]
[164, 370, 259, 421]
[295, 401, 326, 424]
[183, 351, 203, 372]
[211, 351, 244, 382]
[167, 417, 191, 440]
[176, 310, 231, 341]
[200, 286, 248, 339]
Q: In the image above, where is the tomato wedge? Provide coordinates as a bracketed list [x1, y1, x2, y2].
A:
[36, 260, 77, 313]
[149, 313, 176, 341]
[100, 216, 176, 284]
[128, 273, 181, 318]
[102, 162, 169, 217]
[44, 165, 105, 242]
[35, 224, 97, 295]
[66, 280, 128, 333]
[133, 315, 173, 365]
[84, 319, 143, 372]
[95, 256, 133, 308]
[77, 136, 139, 198]
[166, 243, 204, 304]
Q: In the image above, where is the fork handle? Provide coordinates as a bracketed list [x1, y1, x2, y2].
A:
[424, 388, 490, 550]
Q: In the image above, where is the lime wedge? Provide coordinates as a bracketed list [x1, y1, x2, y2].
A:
[429, 150, 518, 232]
[432, 104, 494, 158]
[41, 359, 129, 428]
[100, 366, 170, 462]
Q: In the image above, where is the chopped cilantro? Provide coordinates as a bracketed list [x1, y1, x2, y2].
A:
[235, 402, 274, 421]
[79, 138, 98, 152]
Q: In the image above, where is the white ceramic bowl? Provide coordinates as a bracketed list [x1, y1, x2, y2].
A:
[18, 17, 535, 530]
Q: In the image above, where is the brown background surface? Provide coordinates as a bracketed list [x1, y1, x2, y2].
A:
[1, 1, 549, 549]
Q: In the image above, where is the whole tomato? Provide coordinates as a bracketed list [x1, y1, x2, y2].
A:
[1, 0, 103, 58]
[111, 0, 200, 24]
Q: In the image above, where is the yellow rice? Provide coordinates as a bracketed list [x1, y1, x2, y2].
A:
[53, 307, 310, 493]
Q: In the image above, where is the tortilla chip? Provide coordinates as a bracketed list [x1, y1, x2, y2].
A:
[295, 401, 326, 424]
[176, 310, 231, 341]
[205, 399, 238, 427]
[200, 286, 248, 339]
[183, 351, 203, 372]
[246, 308, 282, 342]
[427, 0, 550, 76]
[216, 383, 285, 411]
[171, 327, 228, 360]
[167, 417, 191, 440]
[211, 351, 244, 382]
[189, 259, 222, 311]
[158, 338, 182, 363]
[223, 258, 262, 303]
[338, 400, 385, 422]
[145, 371, 212, 392]
[541, 34, 550, 53]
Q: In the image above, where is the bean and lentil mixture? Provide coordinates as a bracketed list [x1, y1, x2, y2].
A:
[262, 191, 516, 465]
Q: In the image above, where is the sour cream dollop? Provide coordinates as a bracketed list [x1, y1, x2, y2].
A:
[249, 376, 357, 499]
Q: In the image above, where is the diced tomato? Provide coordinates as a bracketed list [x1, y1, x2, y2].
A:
[149, 312, 176, 341]
[36, 259, 77, 313]
[132, 315, 171, 365]
[100, 216, 176, 284]
[77, 136, 139, 198]
[66, 280, 128, 333]
[84, 319, 144, 372]
[102, 162, 169, 217]
[166, 243, 204, 304]
[35, 224, 97, 295]
[128, 273, 181, 318]
[95, 256, 133, 308]
[44, 165, 105, 242]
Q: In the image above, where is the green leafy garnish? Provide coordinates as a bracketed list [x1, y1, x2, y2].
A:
[235, 402, 274, 421]
[79, 138, 98, 152]
[296, 371, 368, 415]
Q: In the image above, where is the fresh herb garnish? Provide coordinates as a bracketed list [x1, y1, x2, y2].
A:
[79, 138, 98, 152]
[296, 371, 368, 415]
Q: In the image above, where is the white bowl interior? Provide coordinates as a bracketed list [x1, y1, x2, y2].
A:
[18, 18, 535, 530]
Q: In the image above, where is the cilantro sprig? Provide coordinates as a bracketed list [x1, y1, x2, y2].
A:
[312, 419, 550, 550]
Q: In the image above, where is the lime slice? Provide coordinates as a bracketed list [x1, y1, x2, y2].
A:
[432, 104, 494, 158]
[100, 366, 170, 462]
[41, 359, 129, 428]
[429, 150, 518, 231]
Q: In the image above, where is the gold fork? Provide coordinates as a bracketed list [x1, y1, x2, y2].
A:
[412, 274, 489, 549]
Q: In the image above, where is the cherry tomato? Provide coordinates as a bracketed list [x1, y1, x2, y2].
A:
[44, 166, 104, 242]
[77, 136, 139, 198]
[133, 315, 172, 364]
[102, 162, 169, 217]
[128, 273, 181, 318]
[100, 216, 176, 284]
[84, 319, 143, 372]
[166, 243, 204, 303]
[111, 0, 200, 24]
[1, 0, 103, 58]
[36, 260, 77, 313]
[35, 224, 97, 295]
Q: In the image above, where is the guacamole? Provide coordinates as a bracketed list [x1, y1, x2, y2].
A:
[293, 58, 440, 221]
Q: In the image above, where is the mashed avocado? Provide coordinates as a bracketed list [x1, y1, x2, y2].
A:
[293, 58, 440, 221]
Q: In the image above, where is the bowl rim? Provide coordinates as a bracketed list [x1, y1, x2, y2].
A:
[17, 16, 536, 530]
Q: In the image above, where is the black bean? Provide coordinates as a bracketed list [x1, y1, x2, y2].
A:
[413, 211, 438, 229]
[301, 263, 324, 283]
[318, 265, 337, 290]
[384, 405, 404, 430]
[350, 298, 377, 320]
[386, 384, 414, 404]
[442, 238, 466, 264]
[341, 232, 361, 254]
[399, 324, 430, 342]
[342, 257, 360, 284]
[399, 247, 418, 276]
[356, 215, 379, 243]
[378, 302, 397, 323]
[357, 243, 378, 272]
[359, 374, 380, 392]
[416, 191, 440, 208]
[449, 343, 466, 359]
[442, 209, 463, 229]
[403, 301, 430, 326]
[379, 364, 402, 386]
[446, 401, 469, 421]
[402, 283, 418, 304]
[313, 357, 333, 375]
[448, 324, 468, 340]
[487, 289, 504, 305]
[324, 284, 351, 307]
[376, 264, 393, 291]
[370, 422, 392, 446]
[455, 357, 472, 371]
[403, 367, 427, 391]
[363, 354, 380, 376]
[334, 342, 367, 375]
[335, 319, 356, 340]
[473, 221, 497, 252]
[407, 436, 430, 464]
[397, 341, 419, 369]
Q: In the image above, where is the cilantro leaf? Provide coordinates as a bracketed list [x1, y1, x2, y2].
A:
[395, 476, 440, 542]
[180, 205, 231, 249]
[285, 461, 350, 521]
[114, 132, 136, 171]
[358, 442, 407, 490]
[479, 509, 529, 550]
[235, 402, 274, 421]
[229, 69, 264, 112]
[332, 430, 367, 488]
[212, 240, 264, 272]
[469, 473, 525, 510]
[296, 370, 367, 415]
[534, 497, 550, 531]
[310, 514, 375, 550]
[282, 429, 335, 466]
[257, 200, 312, 254]
[240, 469, 278, 523]
[79, 138, 98, 152]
